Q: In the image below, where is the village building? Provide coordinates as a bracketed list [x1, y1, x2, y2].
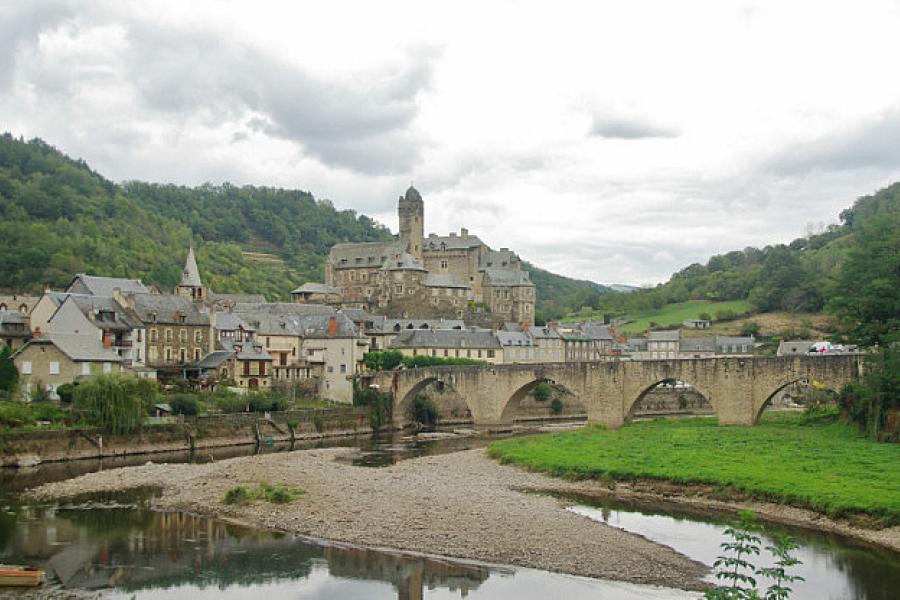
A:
[388, 329, 502, 364]
[324, 186, 536, 327]
[777, 340, 815, 356]
[0, 294, 38, 316]
[66, 274, 152, 297]
[496, 330, 536, 363]
[12, 332, 124, 400]
[526, 324, 565, 362]
[290, 283, 343, 306]
[0, 310, 30, 350]
[127, 293, 212, 370]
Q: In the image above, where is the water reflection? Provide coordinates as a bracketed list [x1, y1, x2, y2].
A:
[1, 500, 696, 599]
[572, 502, 900, 600]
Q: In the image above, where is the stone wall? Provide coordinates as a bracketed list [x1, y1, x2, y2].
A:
[0, 407, 374, 466]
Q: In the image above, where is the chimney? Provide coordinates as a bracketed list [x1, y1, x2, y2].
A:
[102, 330, 112, 348]
[449, 232, 457, 238]
[328, 316, 338, 337]
[174, 309, 181, 322]
[549, 321, 559, 331]
[33, 326, 42, 338]
[461, 227, 468, 237]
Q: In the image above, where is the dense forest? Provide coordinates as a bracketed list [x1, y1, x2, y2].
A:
[0, 134, 605, 313]
[566, 182, 900, 333]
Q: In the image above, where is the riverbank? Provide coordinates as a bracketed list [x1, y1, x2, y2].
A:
[27, 446, 711, 591]
[489, 413, 900, 526]
[0, 407, 375, 467]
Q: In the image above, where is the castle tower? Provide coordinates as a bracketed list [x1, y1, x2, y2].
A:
[398, 185, 424, 261]
[176, 246, 205, 302]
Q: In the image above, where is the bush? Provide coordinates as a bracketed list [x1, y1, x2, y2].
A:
[0, 346, 18, 393]
[0, 401, 32, 428]
[247, 391, 289, 413]
[211, 390, 247, 413]
[410, 394, 438, 430]
[740, 320, 760, 337]
[169, 394, 199, 416]
[223, 486, 253, 505]
[839, 347, 899, 441]
[550, 398, 564, 415]
[224, 482, 302, 505]
[698, 312, 712, 321]
[363, 350, 404, 371]
[56, 383, 76, 404]
[532, 382, 553, 402]
[401, 355, 487, 368]
[714, 309, 738, 322]
[28, 380, 52, 403]
[354, 386, 393, 431]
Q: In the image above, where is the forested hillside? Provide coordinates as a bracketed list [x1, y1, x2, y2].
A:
[0, 134, 607, 312]
[583, 182, 900, 335]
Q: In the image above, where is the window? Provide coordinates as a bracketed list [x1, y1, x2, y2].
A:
[243, 361, 251, 376]
[280, 353, 287, 366]
[166, 347, 173, 361]
[440, 260, 448, 269]
[194, 349, 201, 361]
[103, 362, 112, 373]
[179, 349, 186, 363]
[179, 329, 187, 343]
[150, 328, 158, 342]
[82, 363, 91, 376]
[21, 361, 31, 374]
[340, 364, 346, 374]
[487, 350, 495, 359]
[165, 329, 173, 342]
[395, 285, 403, 294]
[195, 330, 203, 343]
[49, 361, 59, 375]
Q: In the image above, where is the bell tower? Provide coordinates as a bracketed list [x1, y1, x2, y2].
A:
[398, 184, 424, 261]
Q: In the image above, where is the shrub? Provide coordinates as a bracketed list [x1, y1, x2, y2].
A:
[740, 321, 761, 337]
[532, 382, 553, 402]
[0, 346, 18, 393]
[550, 398, 564, 415]
[363, 350, 404, 371]
[212, 390, 247, 413]
[169, 394, 199, 416]
[223, 486, 253, 505]
[839, 347, 899, 441]
[698, 312, 712, 321]
[410, 394, 438, 429]
[0, 401, 32, 428]
[56, 383, 76, 404]
[354, 386, 393, 431]
[401, 355, 487, 368]
[28, 380, 52, 403]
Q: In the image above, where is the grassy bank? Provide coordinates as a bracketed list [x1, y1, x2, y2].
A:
[615, 299, 752, 333]
[488, 413, 900, 524]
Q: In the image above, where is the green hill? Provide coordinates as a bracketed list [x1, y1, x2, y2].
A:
[573, 182, 900, 335]
[0, 134, 609, 313]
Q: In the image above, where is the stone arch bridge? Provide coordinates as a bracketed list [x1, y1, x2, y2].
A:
[369, 355, 861, 428]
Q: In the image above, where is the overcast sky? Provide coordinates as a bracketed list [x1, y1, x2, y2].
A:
[4, 1, 900, 285]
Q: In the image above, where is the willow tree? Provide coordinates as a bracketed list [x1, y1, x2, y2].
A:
[74, 374, 156, 434]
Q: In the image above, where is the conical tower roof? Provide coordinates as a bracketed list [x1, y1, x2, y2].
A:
[180, 246, 202, 287]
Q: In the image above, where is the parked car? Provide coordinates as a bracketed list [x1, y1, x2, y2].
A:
[807, 341, 844, 354]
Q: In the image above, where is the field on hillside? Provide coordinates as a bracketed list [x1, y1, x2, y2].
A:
[488, 413, 900, 524]
[611, 299, 752, 334]
[700, 311, 837, 338]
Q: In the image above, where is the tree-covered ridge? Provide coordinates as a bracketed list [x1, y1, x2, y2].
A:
[586, 182, 900, 330]
[0, 133, 608, 311]
[0, 134, 392, 299]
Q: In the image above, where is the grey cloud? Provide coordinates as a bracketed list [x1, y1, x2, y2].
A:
[767, 107, 900, 174]
[5, 7, 437, 175]
[589, 114, 679, 139]
[0, 1, 75, 92]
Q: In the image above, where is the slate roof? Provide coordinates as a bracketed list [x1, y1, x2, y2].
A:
[64, 295, 143, 330]
[230, 302, 335, 317]
[195, 350, 233, 368]
[19, 333, 122, 362]
[423, 273, 469, 288]
[290, 282, 341, 295]
[328, 240, 403, 266]
[389, 329, 501, 349]
[425, 233, 483, 251]
[208, 292, 267, 304]
[180, 247, 202, 287]
[679, 337, 716, 353]
[626, 337, 648, 351]
[67, 274, 150, 297]
[131, 294, 210, 326]
[479, 248, 518, 269]
[221, 339, 272, 360]
[230, 308, 360, 339]
[496, 331, 534, 347]
[0, 295, 39, 313]
[213, 313, 255, 332]
[648, 330, 681, 342]
[527, 325, 562, 340]
[0, 310, 29, 337]
[0, 310, 27, 325]
[377, 318, 466, 333]
[582, 323, 614, 340]
[482, 268, 533, 287]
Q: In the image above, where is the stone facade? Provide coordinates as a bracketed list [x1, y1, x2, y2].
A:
[13, 334, 124, 400]
[325, 186, 536, 327]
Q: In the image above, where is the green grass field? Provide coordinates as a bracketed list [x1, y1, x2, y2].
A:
[615, 299, 753, 334]
[488, 413, 900, 524]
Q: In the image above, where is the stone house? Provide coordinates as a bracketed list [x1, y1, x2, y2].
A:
[647, 330, 680, 359]
[0, 310, 30, 350]
[66, 274, 151, 297]
[325, 186, 536, 327]
[777, 340, 815, 356]
[0, 295, 38, 316]
[388, 329, 502, 364]
[44, 294, 146, 367]
[290, 282, 343, 306]
[128, 293, 213, 369]
[526, 324, 565, 362]
[12, 333, 124, 400]
[367, 317, 466, 351]
[496, 331, 536, 363]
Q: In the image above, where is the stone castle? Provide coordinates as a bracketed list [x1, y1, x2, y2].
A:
[321, 186, 536, 327]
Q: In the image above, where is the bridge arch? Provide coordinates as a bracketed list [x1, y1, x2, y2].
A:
[395, 373, 475, 425]
[626, 377, 717, 423]
[753, 376, 842, 424]
[499, 376, 583, 423]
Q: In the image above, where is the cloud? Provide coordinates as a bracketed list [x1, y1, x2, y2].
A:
[766, 107, 900, 175]
[588, 113, 679, 140]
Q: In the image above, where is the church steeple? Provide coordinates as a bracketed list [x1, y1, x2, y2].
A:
[398, 184, 424, 261]
[176, 246, 205, 302]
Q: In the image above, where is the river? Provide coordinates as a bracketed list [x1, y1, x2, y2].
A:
[1, 432, 897, 599]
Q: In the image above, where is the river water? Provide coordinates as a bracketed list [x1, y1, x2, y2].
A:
[1, 432, 897, 599]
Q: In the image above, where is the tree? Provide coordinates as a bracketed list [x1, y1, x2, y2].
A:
[740, 321, 760, 337]
[829, 211, 900, 347]
[74, 374, 155, 434]
[0, 346, 18, 394]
